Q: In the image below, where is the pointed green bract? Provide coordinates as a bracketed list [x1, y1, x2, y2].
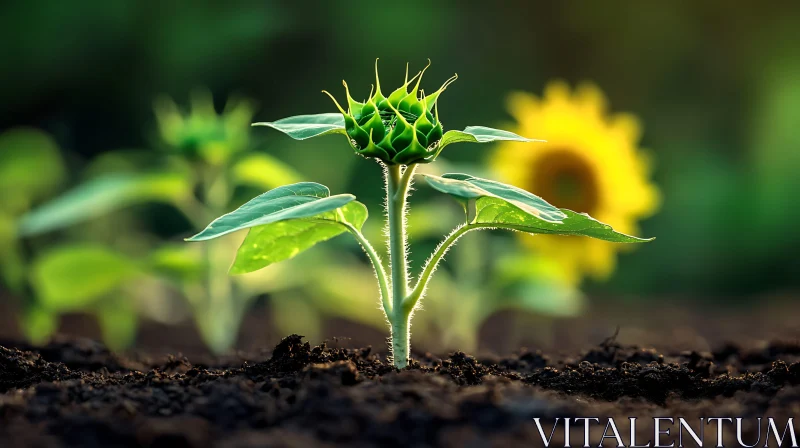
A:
[424, 74, 458, 111]
[231, 201, 368, 274]
[319, 61, 459, 164]
[474, 197, 653, 243]
[186, 182, 357, 241]
[423, 173, 567, 223]
[252, 113, 346, 140]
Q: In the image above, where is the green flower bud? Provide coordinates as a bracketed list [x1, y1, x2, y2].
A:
[323, 60, 458, 165]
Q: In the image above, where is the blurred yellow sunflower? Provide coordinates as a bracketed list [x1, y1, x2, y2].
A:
[491, 81, 660, 284]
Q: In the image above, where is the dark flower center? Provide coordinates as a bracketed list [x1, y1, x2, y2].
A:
[530, 149, 598, 214]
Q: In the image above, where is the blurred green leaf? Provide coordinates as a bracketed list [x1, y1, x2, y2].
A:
[511, 280, 584, 317]
[495, 252, 572, 285]
[0, 213, 15, 256]
[231, 201, 367, 274]
[19, 172, 192, 236]
[0, 128, 65, 214]
[0, 213, 25, 292]
[83, 148, 193, 179]
[96, 299, 138, 351]
[231, 152, 303, 190]
[232, 256, 310, 296]
[193, 300, 246, 354]
[30, 244, 141, 311]
[187, 182, 357, 241]
[148, 244, 206, 281]
[475, 197, 652, 242]
[495, 254, 584, 317]
[404, 201, 462, 240]
[423, 173, 567, 223]
[252, 113, 346, 140]
[309, 259, 388, 326]
[21, 306, 58, 346]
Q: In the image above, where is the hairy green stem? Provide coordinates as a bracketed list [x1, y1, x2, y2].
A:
[386, 163, 415, 368]
[404, 221, 527, 313]
[408, 222, 543, 312]
[405, 224, 476, 312]
[342, 221, 392, 317]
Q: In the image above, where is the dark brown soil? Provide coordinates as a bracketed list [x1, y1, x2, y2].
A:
[3, 334, 800, 447]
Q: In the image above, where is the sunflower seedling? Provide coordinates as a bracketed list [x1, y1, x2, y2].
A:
[187, 61, 653, 368]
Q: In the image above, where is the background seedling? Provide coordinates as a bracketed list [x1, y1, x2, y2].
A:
[15, 93, 333, 352]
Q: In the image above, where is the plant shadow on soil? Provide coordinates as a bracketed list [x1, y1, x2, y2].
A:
[2, 333, 800, 447]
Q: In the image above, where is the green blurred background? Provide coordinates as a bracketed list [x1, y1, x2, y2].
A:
[1, 1, 798, 354]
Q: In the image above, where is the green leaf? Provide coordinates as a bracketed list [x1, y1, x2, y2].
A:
[96, 299, 138, 351]
[147, 244, 206, 281]
[308, 257, 388, 325]
[30, 245, 141, 311]
[21, 306, 59, 345]
[0, 128, 66, 214]
[494, 253, 585, 317]
[19, 172, 192, 236]
[512, 280, 585, 317]
[439, 126, 542, 150]
[231, 152, 304, 190]
[186, 182, 356, 241]
[474, 197, 653, 243]
[231, 201, 367, 274]
[84, 148, 162, 176]
[252, 113, 346, 140]
[423, 173, 567, 223]
[193, 299, 248, 354]
[0, 213, 25, 292]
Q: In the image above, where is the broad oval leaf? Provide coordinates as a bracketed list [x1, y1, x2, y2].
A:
[252, 113, 346, 140]
[230, 201, 368, 274]
[186, 182, 356, 241]
[423, 173, 567, 223]
[30, 244, 141, 311]
[439, 126, 543, 151]
[474, 197, 653, 243]
[19, 172, 192, 236]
